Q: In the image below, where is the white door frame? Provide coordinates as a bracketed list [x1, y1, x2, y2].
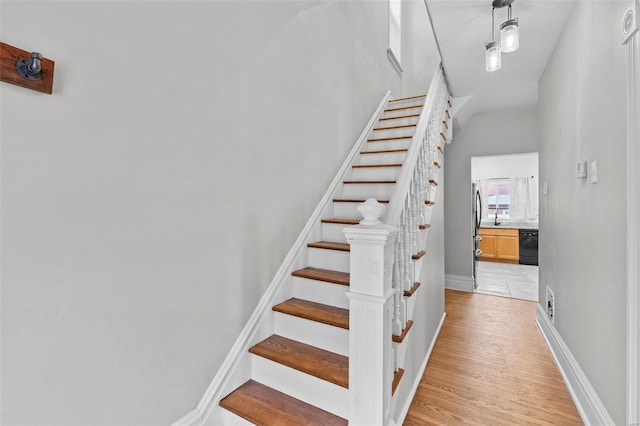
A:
[623, 2, 640, 425]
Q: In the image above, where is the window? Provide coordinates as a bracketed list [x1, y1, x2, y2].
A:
[388, 0, 402, 73]
[487, 180, 510, 218]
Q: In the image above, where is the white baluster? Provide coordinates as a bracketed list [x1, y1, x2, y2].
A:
[402, 203, 412, 293]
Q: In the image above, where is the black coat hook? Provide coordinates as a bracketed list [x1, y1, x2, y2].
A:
[16, 52, 43, 81]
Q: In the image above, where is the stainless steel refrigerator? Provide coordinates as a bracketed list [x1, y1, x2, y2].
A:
[472, 183, 482, 288]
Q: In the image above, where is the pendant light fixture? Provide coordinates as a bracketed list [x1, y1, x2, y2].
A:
[485, 0, 519, 72]
[500, 3, 520, 53]
[485, 6, 501, 71]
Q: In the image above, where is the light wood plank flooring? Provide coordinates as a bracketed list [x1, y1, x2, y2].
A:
[404, 289, 583, 425]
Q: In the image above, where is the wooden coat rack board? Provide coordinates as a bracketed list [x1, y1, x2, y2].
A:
[0, 42, 55, 94]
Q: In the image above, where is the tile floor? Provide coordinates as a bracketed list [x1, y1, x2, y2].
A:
[475, 261, 539, 302]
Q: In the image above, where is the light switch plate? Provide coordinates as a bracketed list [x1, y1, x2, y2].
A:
[591, 160, 598, 183]
[577, 161, 587, 179]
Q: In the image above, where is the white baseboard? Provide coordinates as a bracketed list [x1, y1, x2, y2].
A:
[535, 305, 614, 426]
[444, 274, 474, 292]
[395, 312, 447, 425]
[173, 408, 203, 426]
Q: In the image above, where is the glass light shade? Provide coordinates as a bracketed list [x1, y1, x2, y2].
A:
[485, 41, 501, 72]
[500, 18, 519, 53]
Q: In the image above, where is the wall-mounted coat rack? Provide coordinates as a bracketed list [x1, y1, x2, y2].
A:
[0, 42, 55, 94]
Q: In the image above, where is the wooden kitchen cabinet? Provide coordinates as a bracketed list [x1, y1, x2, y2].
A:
[478, 228, 519, 264]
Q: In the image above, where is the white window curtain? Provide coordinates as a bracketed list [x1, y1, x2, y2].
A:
[509, 177, 538, 220]
[475, 177, 538, 221]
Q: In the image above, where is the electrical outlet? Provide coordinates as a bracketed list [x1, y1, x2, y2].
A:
[546, 285, 555, 323]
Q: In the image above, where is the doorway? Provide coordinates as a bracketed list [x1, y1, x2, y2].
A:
[471, 152, 539, 302]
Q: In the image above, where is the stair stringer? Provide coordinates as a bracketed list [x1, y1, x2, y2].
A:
[172, 91, 394, 426]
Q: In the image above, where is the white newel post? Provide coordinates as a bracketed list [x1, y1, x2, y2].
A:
[344, 199, 398, 426]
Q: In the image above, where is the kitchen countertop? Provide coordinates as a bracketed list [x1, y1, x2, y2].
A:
[480, 221, 538, 230]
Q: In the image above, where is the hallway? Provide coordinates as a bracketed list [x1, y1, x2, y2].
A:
[404, 290, 582, 425]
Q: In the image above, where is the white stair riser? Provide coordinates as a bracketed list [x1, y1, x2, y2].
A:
[274, 313, 349, 356]
[333, 202, 363, 219]
[307, 247, 350, 273]
[378, 116, 420, 127]
[251, 356, 349, 419]
[292, 276, 349, 309]
[406, 293, 418, 321]
[334, 201, 371, 219]
[363, 139, 411, 151]
[342, 183, 396, 200]
[359, 151, 406, 165]
[221, 410, 254, 426]
[351, 166, 402, 181]
[394, 338, 409, 374]
[387, 97, 425, 108]
[320, 223, 349, 243]
[372, 126, 416, 139]
[383, 105, 423, 119]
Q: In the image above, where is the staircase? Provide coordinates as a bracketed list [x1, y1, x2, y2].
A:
[218, 86, 449, 423]
[175, 65, 451, 426]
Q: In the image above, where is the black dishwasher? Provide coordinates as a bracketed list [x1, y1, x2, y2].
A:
[519, 229, 539, 265]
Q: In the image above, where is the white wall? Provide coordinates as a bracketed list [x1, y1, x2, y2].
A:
[0, 1, 440, 424]
[444, 108, 539, 278]
[471, 152, 538, 181]
[402, 0, 441, 96]
[538, 1, 627, 422]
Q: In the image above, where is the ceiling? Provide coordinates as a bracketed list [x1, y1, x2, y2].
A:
[425, 0, 575, 126]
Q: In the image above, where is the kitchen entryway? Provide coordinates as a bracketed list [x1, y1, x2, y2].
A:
[475, 261, 538, 301]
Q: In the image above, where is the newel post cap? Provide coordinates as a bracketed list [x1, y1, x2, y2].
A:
[358, 198, 386, 225]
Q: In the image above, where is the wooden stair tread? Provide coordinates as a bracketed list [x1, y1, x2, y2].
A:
[419, 224, 431, 230]
[429, 179, 438, 186]
[333, 198, 389, 204]
[352, 163, 402, 168]
[380, 114, 420, 121]
[389, 94, 426, 102]
[437, 145, 444, 154]
[368, 135, 412, 142]
[321, 218, 360, 225]
[384, 105, 424, 112]
[424, 200, 435, 205]
[404, 282, 421, 297]
[433, 161, 441, 168]
[392, 320, 414, 343]
[250, 335, 349, 388]
[360, 148, 408, 155]
[373, 124, 417, 131]
[412, 250, 426, 260]
[273, 298, 349, 330]
[292, 267, 349, 286]
[343, 180, 396, 184]
[308, 241, 350, 252]
[220, 380, 348, 426]
[393, 368, 405, 395]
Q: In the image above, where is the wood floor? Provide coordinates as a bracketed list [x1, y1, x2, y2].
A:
[404, 289, 583, 425]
